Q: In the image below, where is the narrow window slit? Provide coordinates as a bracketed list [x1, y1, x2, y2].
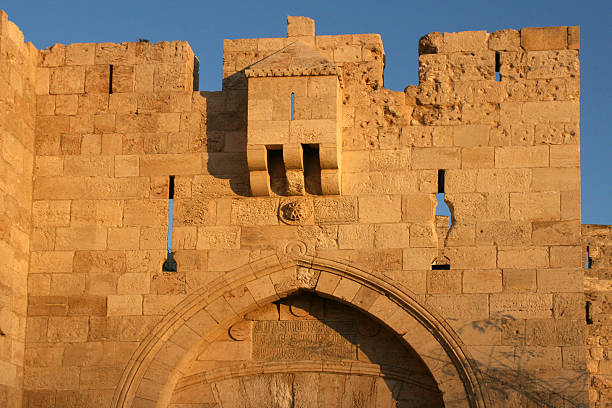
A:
[303, 144, 322, 195]
[109, 64, 114, 94]
[586, 246, 592, 269]
[437, 169, 445, 193]
[586, 301, 593, 325]
[162, 175, 177, 272]
[432, 264, 450, 270]
[495, 52, 501, 82]
[290, 93, 295, 121]
[435, 169, 451, 228]
[267, 146, 287, 195]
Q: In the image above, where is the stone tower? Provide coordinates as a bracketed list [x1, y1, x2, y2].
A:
[0, 10, 609, 408]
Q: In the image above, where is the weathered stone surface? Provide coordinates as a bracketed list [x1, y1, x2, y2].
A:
[0, 12, 597, 408]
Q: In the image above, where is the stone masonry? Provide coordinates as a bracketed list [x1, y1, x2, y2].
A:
[0, 9, 608, 407]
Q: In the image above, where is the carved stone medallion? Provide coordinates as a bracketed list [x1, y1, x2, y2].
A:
[278, 199, 313, 225]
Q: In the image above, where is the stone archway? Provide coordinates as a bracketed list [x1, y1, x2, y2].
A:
[112, 255, 488, 408]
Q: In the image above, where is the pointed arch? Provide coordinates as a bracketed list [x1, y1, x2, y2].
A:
[112, 255, 489, 408]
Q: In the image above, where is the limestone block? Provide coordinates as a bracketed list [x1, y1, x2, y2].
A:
[532, 220, 580, 245]
[55, 227, 107, 250]
[50, 273, 86, 295]
[154, 64, 192, 92]
[55, 95, 78, 116]
[313, 197, 358, 224]
[490, 293, 552, 318]
[453, 125, 489, 147]
[115, 155, 139, 177]
[445, 193, 508, 222]
[488, 29, 521, 51]
[549, 245, 582, 268]
[231, 198, 278, 225]
[67, 295, 107, 316]
[462, 269, 502, 293]
[32, 200, 70, 226]
[47, 316, 89, 342]
[80, 366, 123, 389]
[111, 65, 134, 93]
[374, 223, 410, 248]
[522, 101, 579, 123]
[502, 269, 536, 292]
[40, 44, 66, 67]
[427, 270, 461, 294]
[510, 192, 560, 221]
[50, 66, 85, 95]
[83, 66, 110, 95]
[139, 226, 167, 250]
[36, 95, 55, 116]
[568, 26, 580, 50]
[443, 30, 488, 52]
[521, 26, 568, 51]
[526, 50, 579, 80]
[412, 147, 460, 169]
[409, 222, 437, 247]
[338, 224, 373, 249]
[475, 221, 531, 246]
[196, 226, 240, 249]
[64, 156, 113, 177]
[550, 145, 579, 167]
[359, 195, 401, 223]
[30, 251, 74, 273]
[561, 190, 581, 220]
[28, 274, 51, 296]
[139, 153, 201, 175]
[93, 113, 116, 133]
[495, 146, 549, 168]
[123, 200, 167, 226]
[403, 247, 437, 270]
[525, 319, 584, 346]
[207, 249, 249, 272]
[107, 295, 143, 316]
[36, 67, 50, 95]
[476, 169, 530, 192]
[426, 294, 489, 320]
[442, 246, 497, 269]
[320, 169, 341, 195]
[142, 294, 184, 315]
[65, 43, 95, 65]
[462, 147, 494, 169]
[531, 168, 580, 192]
[23, 367, 80, 390]
[448, 51, 495, 81]
[537, 268, 582, 293]
[498, 247, 548, 269]
[28, 296, 68, 316]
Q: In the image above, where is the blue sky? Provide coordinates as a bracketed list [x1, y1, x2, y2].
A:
[3, 0, 610, 224]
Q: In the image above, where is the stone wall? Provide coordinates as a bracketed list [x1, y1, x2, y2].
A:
[0, 10, 599, 407]
[0, 10, 38, 408]
[584, 224, 612, 406]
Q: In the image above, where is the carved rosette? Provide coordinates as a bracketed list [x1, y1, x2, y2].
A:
[278, 198, 313, 225]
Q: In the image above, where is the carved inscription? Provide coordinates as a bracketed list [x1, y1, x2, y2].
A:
[253, 320, 355, 361]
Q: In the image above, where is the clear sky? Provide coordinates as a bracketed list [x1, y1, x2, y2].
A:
[3, 0, 610, 224]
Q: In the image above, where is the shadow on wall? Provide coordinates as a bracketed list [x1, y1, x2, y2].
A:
[459, 317, 589, 407]
[201, 70, 250, 196]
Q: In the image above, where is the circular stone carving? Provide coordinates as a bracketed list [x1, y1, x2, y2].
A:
[228, 321, 252, 341]
[284, 241, 307, 256]
[278, 199, 311, 225]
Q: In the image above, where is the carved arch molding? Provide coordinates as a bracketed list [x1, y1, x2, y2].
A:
[112, 255, 489, 408]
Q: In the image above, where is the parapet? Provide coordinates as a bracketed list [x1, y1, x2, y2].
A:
[417, 26, 579, 84]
